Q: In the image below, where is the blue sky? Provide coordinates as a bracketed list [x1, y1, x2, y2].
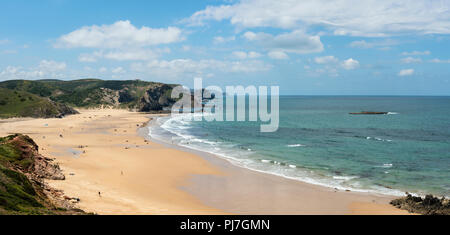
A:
[0, 0, 449, 95]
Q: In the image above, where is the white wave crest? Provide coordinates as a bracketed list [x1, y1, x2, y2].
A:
[287, 144, 305, 148]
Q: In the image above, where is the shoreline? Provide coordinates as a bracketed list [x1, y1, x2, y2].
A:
[145, 116, 410, 215]
[0, 109, 411, 215]
[147, 117, 406, 198]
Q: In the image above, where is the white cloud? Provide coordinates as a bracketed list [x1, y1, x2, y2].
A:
[314, 56, 338, 64]
[131, 59, 272, 78]
[78, 49, 166, 62]
[341, 58, 360, 70]
[401, 50, 431, 56]
[350, 40, 374, 49]
[248, 51, 262, 59]
[232, 51, 262, 59]
[430, 58, 450, 63]
[213, 36, 235, 44]
[0, 39, 9, 45]
[232, 51, 248, 59]
[55, 20, 183, 49]
[268, 51, 289, 60]
[314, 56, 359, 70]
[112, 67, 126, 74]
[311, 56, 360, 75]
[103, 50, 159, 61]
[99, 67, 108, 73]
[401, 57, 422, 64]
[398, 69, 415, 76]
[187, 0, 450, 37]
[39, 60, 67, 72]
[349, 39, 399, 49]
[243, 30, 324, 54]
[79, 53, 98, 63]
[0, 60, 67, 80]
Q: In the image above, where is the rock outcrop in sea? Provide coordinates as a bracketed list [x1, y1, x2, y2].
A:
[391, 193, 450, 215]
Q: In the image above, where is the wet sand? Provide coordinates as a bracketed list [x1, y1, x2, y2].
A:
[149, 135, 409, 215]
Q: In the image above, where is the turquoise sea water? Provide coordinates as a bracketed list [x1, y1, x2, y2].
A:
[150, 96, 450, 197]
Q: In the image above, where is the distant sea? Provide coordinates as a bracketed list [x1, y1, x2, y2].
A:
[149, 96, 450, 197]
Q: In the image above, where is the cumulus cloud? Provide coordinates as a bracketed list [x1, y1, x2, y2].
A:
[349, 39, 399, 49]
[430, 58, 450, 63]
[268, 51, 289, 60]
[401, 57, 422, 64]
[213, 36, 236, 44]
[187, 0, 450, 37]
[232, 51, 262, 59]
[112, 67, 126, 74]
[314, 56, 359, 70]
[312, 56, 360, 75]
[341, 58, 360, 70]
[131, 59, 272, 78]
[79, 53, 100, 63]
[0, 60, 67, 80]
[55, 20, 183, 49]
[398, 69, 415, 76]
[38, 60, 67, 72]
[314, 56, 338, 64]
[78, 48, 169, 62]
[243, 30, 323, 55]
[401, 50, 431, 56]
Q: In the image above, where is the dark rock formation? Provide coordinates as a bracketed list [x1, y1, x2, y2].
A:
[118, 88, 135, 103]
[138, 84, 176, 112]
[53, 101, 79, 118]
[391, 193, 450, 215]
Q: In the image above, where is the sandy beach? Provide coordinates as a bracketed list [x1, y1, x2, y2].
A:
[0, 109, 410, 215]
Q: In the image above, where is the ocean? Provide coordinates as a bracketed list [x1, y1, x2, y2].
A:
[149, 96, 450, 197]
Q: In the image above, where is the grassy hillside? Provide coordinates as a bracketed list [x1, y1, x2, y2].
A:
[0, 134, 85, 215]
[0, 79, 178, 110]
[0, 88, 78, 119]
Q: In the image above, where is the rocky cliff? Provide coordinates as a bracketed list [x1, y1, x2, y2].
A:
[0, 134, 85, 215]
[0, 79, 178, 113]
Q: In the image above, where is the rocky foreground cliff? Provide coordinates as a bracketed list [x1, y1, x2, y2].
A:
[0, 134, 86, 215]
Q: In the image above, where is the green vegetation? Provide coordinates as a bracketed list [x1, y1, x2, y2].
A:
[0, 134, 86, 215]
[0, 79, 178, 109]
[0, 79, 179, 119]
[0, 135, 49, 214]
[0, 88, 78, 119]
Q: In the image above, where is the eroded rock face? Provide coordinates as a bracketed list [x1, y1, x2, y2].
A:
[138, 84, 176, 112]
[391, 193, 450, 215]
[7, 134, 65, 180]
[0, 134, 86, 214]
